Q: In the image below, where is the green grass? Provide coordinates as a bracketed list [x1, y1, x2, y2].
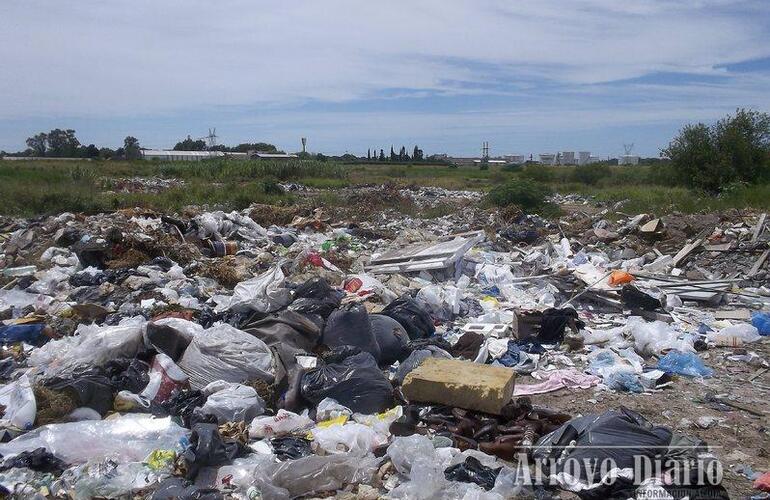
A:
[1, 158, 768, 217]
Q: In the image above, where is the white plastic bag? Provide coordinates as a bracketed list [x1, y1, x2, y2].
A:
[310, 422, 385, 456]
[707, 323, 761, 346]
[177, 323, 274, 389]
[631, 320, 694, 357]
[0, 375, 36, 429]
[29, 316, 146, 378]
[199, 381, 265, 424]
[215, 266, 290, 313]
[0, 414, 187, 464]
[249, 409, 313, 438]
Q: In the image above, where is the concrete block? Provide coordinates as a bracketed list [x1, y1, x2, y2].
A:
[402, 358, 515, 415]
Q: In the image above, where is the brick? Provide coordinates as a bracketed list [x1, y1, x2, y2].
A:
[401, 358, 515, 415]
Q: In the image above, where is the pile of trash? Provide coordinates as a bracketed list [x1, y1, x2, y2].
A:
[0, 190, 767, 498]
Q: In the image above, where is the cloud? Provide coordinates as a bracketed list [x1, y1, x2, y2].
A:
[0, 0, 768, 152]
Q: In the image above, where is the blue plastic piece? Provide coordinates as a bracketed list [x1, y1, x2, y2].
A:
[604, 371, 644, 393]
[658, 350, 713, 378]
[0, 323, 46, 344]
[751, 312, 770, 336]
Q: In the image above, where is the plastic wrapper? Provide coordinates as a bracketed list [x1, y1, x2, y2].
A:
[199, 381, 265, 424]
[177, 323, 274, 390]
[0, 375, 36, 429]
[0, 414, 188, 464]
[658, 350, 714, 378]
[249, 409, 313, 438]
[215, 265, 290, 313]
[300, 349, 394, 414]
[28, 316, 146, 379]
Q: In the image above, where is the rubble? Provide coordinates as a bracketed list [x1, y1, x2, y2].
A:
[0, 186, 767, 497]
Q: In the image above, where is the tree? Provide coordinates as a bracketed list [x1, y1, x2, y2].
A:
[83, 144, 100, 158]
[413, 145, 424, 161]
[379, 149, 385, 161]
[25, 133, 48, 156]
[390, 146, 396, 161]
[124, 136, 141, 160]
[663, 108, 770, 192]
[99, 147, 115, 159]
[399, 146, 407, 161]
[367, 149, 371, 160]
[173, 136, 207, 151]
[232, 142, 279, 153]
[46, 129, 80, 157]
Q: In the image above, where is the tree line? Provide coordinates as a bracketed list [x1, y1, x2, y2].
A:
[0, 129, 143, 160]
[364, 145, 424, 162]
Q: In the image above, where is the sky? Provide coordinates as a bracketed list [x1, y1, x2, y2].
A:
[1, 0, 769, 157]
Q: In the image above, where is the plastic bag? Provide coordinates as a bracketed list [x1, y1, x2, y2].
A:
[182, 422, 242, 479]
[370, 314, 409, 366]
[381, 295, 436, 340]
[316, 398, 352, 421]
[387, 434, 436, 476]
[631, 320, 694, 357]
[300, 349, 394, 414]
[444, 456, 501, 491]
[707, 323, 761, 346]
[140, 353, 189, 404]
[177, 323, 274, 390]
[215, 265, 290, 313]
[29, 316, 146, 379]
[322, 304, 381, 362]
[0, 375, 36, 429]
[310, 422, 386, 456]
[251, 453, 378, 499]
[344, 273, 396, 302]
[608, 270, 634, 286]
[752, 312, 770, 336]
[417, 284, 462, 321]
[658, 350, 713, 378]
[271, 436, 313, 460]
[394, 346, 453, 385]
[144, 318, 201, 361]
[199, 381, 265, 424]
[249, 409, 314, 438]
[0, 414, 188, 464]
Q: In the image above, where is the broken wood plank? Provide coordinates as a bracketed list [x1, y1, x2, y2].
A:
[748, 248, 770, 277]
[671, 238, 703, 268]
[751, 213, 767, 242]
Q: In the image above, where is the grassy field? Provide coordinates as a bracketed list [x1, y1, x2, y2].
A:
[1, 158, 768, 217]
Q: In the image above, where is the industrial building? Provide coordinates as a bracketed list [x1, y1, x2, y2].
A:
[248, 151, 298, 160]
[140, 150, 248, 161]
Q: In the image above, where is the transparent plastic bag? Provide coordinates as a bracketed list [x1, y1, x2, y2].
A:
[199, 381, 265, 424]
[215, 265, 290, 313]
[658, 350, 713, 378]
[0, 414, 187, 464]
[707, 324, 761, 346]
[310, 422, 385, 456]
[387, 434, 436, 476]
[0, 374, 36, 429]
[249, 409, 313, 438]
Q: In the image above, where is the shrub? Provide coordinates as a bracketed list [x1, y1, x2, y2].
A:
[571, 163, 611, 185]
[520, 164, 554, 183]
[501, 163, 522, 172]
[485, 178, 552, 211]
[663, 108, 770, 192]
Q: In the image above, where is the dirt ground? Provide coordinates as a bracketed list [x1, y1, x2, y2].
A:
[530, 341, 770, 498]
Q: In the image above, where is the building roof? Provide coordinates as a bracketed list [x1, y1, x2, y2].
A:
[141, 150, 225, 157]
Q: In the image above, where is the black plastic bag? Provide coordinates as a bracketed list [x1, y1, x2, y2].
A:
[104, 358, 150, 393]
[444, 456, 501, 490]
[322, 304, 381, 362]
[538, 308, 585, 344]
[300, 347, 394, 414]
[0, 447, 67, 475]
[146, 322, 195, 362]
[370, 314, 409, 366]
[45, 374, 114, 416]
[182, 423, 243, 479]
[289, 277, 344, 320]
[621, 285, 662, 311]
[271, 436, 313, 460]
[162, 390, 207, 427]
[151, 477, 224, 500]
[381, 295, 435, 340]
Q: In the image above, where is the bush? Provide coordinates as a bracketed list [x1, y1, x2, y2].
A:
[520, 164, 554, 183]
[663, 108, 770, 192]
[485, 178, 552, 211]
[501, 163, 522, 172]
[571, 163, 611, 185]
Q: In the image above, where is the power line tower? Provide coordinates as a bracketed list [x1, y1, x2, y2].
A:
[481, 141, 489, 159]
[206, 128, 218, 149]
[623, 143, 634, 155]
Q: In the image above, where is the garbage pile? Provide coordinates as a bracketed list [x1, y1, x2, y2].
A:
[0, 192, 767, 498]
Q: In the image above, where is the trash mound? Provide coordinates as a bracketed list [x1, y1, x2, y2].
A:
[0, 195, 767, 497]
